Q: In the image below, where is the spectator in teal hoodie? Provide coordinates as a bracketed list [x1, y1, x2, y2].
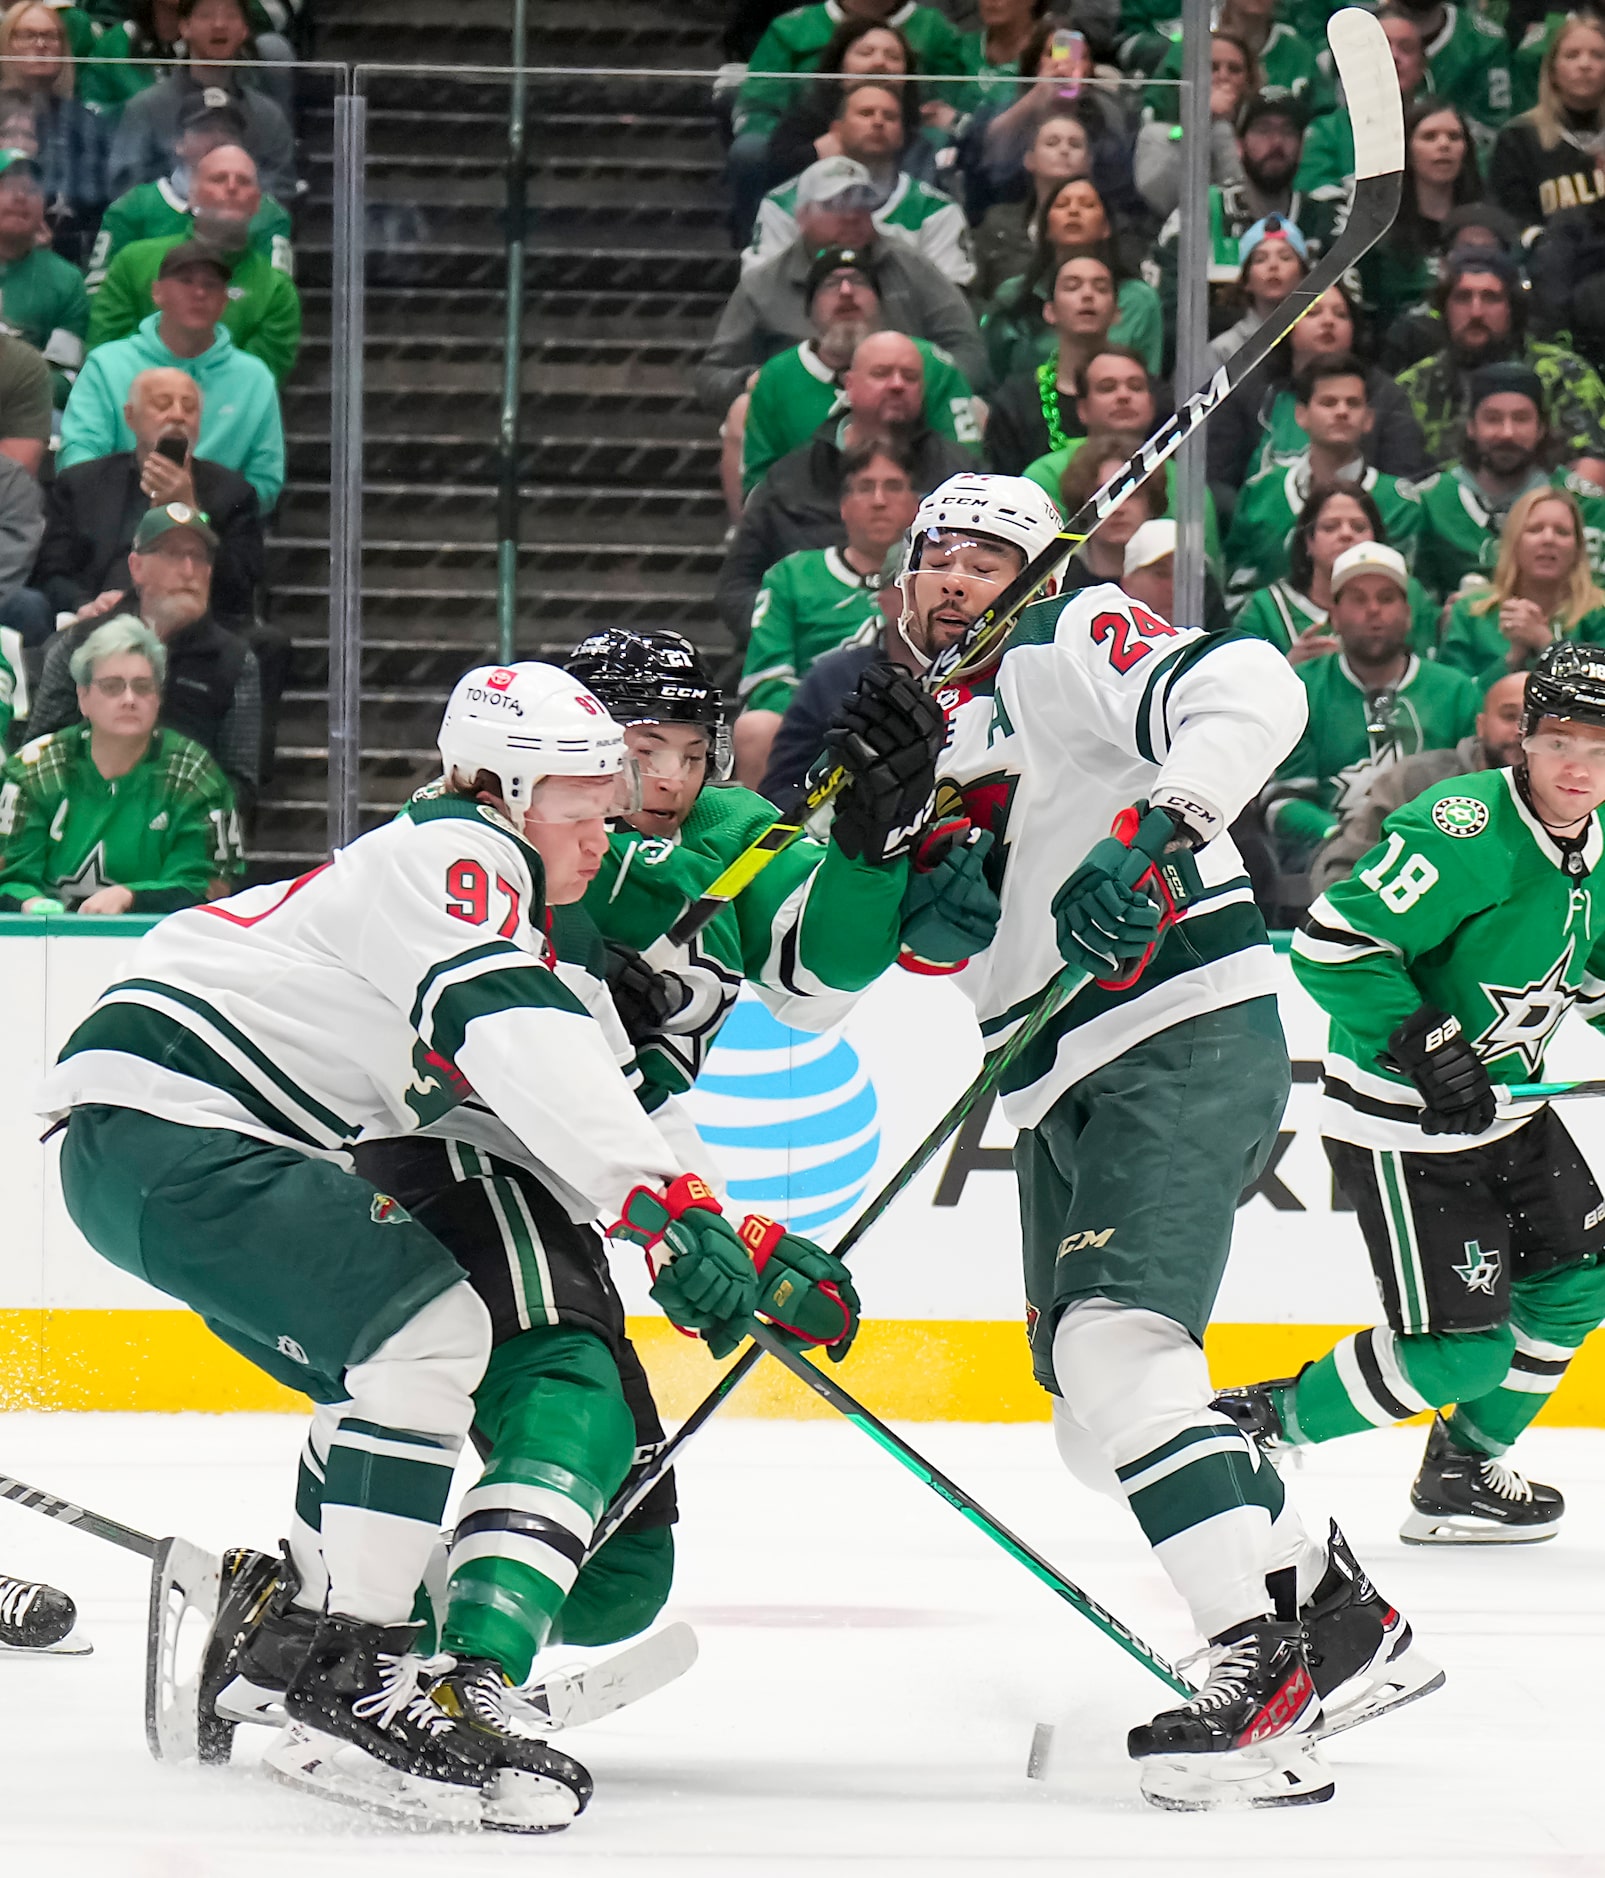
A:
[58, 242, 284, 511]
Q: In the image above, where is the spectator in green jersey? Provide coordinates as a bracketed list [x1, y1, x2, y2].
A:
[1144, 0, 1329, 121]
[87, 144, 301, 383]
[1440, 482, 1605, 685]
[734, 436, 919, 785]
[0, 148, 88, 405]
[0, 613, 243, 913]
[763, 18, 922, 188]
[1388, 0, 1513, 144]
[1262, 540, 1481, 870]
[1296, 9, 1431, 193]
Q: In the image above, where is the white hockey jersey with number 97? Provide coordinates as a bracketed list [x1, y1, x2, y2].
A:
[935, 582, 1308, 1129]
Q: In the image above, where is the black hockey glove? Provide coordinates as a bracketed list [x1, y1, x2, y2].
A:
[1384, 1006, 1498, 1137]
[823, 662, 946, 866]
[604, 942, 692, 1046]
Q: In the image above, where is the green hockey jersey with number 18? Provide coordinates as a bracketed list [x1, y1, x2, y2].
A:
[932, 584, 1308, 1129]
[1293, 766, 1605, 1153]
[584, 781, 908, 1109]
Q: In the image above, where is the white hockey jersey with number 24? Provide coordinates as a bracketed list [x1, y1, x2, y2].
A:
[38, 792, 687, 1221]
[937, 583, 1308, 1128]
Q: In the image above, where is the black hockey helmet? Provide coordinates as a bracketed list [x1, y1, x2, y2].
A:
[1521, 641, 1605, 741]
[565, 627, 732, 779]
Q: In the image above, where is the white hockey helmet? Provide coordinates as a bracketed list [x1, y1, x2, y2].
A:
[438, 662, 626, 812]
[898, 473, 1065, 675]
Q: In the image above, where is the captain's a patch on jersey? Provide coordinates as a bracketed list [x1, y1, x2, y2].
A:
[1431, 795, 1489, 839]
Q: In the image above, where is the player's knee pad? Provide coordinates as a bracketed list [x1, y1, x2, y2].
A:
[480, 1329, 637, 1500]
[1049, 1399, 1124, 1500]
[1511, 1258, 1605, 1350]
[1051, 1298, 1213, 1471]
[555, 1528, 676, 1648]
[343, 1278, 491, 1439]
[1394, 1322, 1515, 1408]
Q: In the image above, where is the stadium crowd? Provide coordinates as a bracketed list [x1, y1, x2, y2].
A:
[0, 0, 302, 915]
[713, 0, 1605, 918]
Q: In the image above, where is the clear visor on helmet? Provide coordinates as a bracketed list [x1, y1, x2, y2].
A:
[523, 759, 642, 825]
[621, 719, 733, 783]
[909, 530, 1022, 581]
[1522, 730, 1605, 772]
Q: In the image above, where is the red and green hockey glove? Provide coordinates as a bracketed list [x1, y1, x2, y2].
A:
[612, 1175, 760, 1346]
[738, 1214, 861, 1363]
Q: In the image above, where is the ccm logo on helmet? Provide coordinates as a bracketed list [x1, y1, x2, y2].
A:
[485, 669, 516, 690]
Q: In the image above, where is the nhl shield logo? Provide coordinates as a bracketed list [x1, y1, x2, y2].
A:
[1431, 796, 1489, 839]
[370, 1193, 411, 1225]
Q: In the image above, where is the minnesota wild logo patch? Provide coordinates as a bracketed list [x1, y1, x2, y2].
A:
[370, 1193, 411, 1225]
[1431, 796, 1489, 838]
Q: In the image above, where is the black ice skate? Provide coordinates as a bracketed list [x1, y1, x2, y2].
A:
[1401, 1414, 1564, 1545]
[1128, 1595, 1330, 1811]
[430, 1657, 591, 1831]
[0, 1573, 81, 1653]
[1211, 1374, 1303, 1457]
[196, 1545, 318, 1763]
[1302, 1521, 1444, 1737]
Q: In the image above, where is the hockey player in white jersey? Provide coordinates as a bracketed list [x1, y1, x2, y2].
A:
[895, 473, 1441, 1810]
[37, 663, 859, 1831]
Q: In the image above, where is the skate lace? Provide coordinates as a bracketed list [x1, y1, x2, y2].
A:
[0, 1578, 39, 1628]
[1174, 1637, 1260, 1714]
[351, 1650, 454, 1737]
[1478, 1455, 1534, 1502]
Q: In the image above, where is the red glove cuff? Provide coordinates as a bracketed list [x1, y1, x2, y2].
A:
[898, 946, 968, 976]
[736, 1212, 785, 1272]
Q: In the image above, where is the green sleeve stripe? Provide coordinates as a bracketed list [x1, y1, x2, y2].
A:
[427, 964, 587, 1065]
[59, 1001, 328, 1148]
[1133, 642, 1194, 764]
[408, 940, 528, 1034]
[111, 976, 355, 1139]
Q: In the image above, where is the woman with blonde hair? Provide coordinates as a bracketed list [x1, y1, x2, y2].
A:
[1440, 483, 1605, 685]
[0, 0, 107, 264]
[1489, 13, 1605, 236]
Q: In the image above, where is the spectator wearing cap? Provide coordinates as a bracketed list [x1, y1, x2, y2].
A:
[734, 436, 920, 787]
[29, 365, 263, 633]
[87, 97, 294, 293]
[108, 13, 297, 204]
[0, 1, 109, 267]
[1261, 539, 1481, 869]
[1149, 93, 1345, 354]
[1120, 517, 1182, 624]
[1412, 360, 1605, 598]
[87, 145, 300, 383]
[1205, 215, 1311, 374]
[61, 241, 284, 510]
[0, 148, 88, 403]
[697, 182, 985, 415]
[1226, 353, 1423, 608]
[1145, 0, 1330, 121]
[1357, 99, 1485, 344]
[716, 328, 973, 643]
[1396, 246, 1605, 470]
[732, 242, 979, 509]
[0, 613, 244, 915]
[745, 106, 974, 289]
[29, 498, 263, 811]
[1385, 0, 1511, 147]
[1439, 481, 1605, 687]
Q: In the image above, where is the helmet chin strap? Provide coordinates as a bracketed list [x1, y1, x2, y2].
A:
[895, 575, 933, 671]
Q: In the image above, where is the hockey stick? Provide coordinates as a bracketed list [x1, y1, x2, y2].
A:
[664, 7, 1403, 947]
[747, 1324, 1192, 1695]
[1508, 1079, 1605, 1102]
[0, 1470, 160, 1559]
[590, 816, 1194, 1553]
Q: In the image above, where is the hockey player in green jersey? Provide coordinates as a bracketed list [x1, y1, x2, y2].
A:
[1262, 542, 1481, 867]
[0, 616, 243, 912]
[894, 471, 1439, 1811]
[1220, 641, 1605, 1544]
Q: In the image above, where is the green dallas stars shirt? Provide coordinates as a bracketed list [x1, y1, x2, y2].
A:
[740, 545, 883, 712]
[0, 723, 244, 913]
[0, 245, 89, 402]
[1225, 456, 1423, 608]
[1421, 2, 1513, 135]
[583, 782, 906, 1109]
[86, 178, 294, 292]
[1234, 575, 1443, 658]
[1266, 652, 1481, 851]
[1294, 766, 1605, 1152]
[1412, 467, 1605, 601]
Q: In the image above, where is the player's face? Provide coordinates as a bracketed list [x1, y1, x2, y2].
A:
[1523, 717, 1605, 827]
[906, 532, 1026, 657]
[1516, 498, 1579, 584]
[621, 722, 710, 836]
[519, 776, 622, 901]
[79, 651, 161, 742]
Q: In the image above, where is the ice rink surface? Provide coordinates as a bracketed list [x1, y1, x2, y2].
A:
[1, 1411, 1601, 1878]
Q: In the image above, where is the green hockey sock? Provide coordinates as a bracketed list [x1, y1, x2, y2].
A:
[1288, 1324, 1514, 1443]
[1451, 1260, 1605, 1455]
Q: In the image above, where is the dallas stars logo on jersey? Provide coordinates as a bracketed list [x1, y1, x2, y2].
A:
[1473, 943, 1577, 1076]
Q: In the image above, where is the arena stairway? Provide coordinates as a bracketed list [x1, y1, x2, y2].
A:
[255, 0, 733, 871]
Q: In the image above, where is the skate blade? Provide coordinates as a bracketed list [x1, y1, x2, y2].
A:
[1400, 1508, 1559, 1546]
[1139, 1739, 1334, 1812]
[1317, 1651, 1445, 1739]
[513, 1620, 699, 1733]
[145, 1537, 222, 1764]
[481, 1767, 579, 1835]
[0, 1628, 92, 1657]
[262, 1721, 487, 1831]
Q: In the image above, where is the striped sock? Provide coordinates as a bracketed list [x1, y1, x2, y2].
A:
[1450, 1328, 1575, 1456]
[1291, 1327, 1436, 1442]
[443, 1458, 605, 1685]
[319, 1416, 463, 1626]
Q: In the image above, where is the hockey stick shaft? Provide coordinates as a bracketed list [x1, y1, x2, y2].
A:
[0, 1471, 159, 1560]
[747, 1324, 1192, 1695]
[666, 12, 1402, 945]
[1507, 1080, 1605, 1101]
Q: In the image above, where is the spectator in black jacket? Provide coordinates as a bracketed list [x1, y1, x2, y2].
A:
[28, 365, 264, 628]
[28, 501, 263, 811]
[715, 329, 972, 642]
[759, 611, 906, 811]
[1488, 14, 1605, 242]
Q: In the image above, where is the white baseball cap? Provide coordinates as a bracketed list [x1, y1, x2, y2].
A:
[795, 155, 883, 212]
[1330, 540, 1409, 598]
[1123, 518, 1177, 577]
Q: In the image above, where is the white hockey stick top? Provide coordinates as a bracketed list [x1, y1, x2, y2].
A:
[1328, 6, 1406, 179]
